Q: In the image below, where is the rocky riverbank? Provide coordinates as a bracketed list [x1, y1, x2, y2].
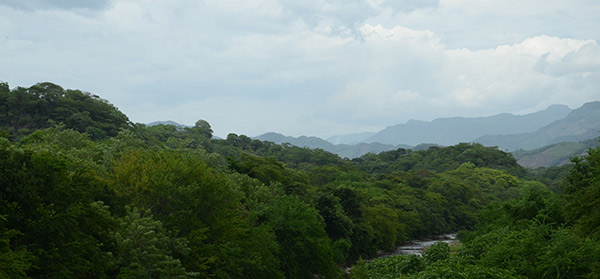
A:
[378, 233, 458, 257]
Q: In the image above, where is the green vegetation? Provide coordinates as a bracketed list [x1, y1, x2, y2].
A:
[1, 82, 599, 278]
[513, 138, 600, 168]
[0, 82, 131, 140]
[254, 132, 399, 158]
[352, 146, 600, 279]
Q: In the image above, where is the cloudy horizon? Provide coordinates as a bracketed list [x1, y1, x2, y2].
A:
[1, 0, 599, 138]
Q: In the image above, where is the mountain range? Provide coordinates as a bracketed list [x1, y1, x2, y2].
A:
[150, 101, 600, 167]
[361, 104, 572, 146]
[512, 138, 600, 169]
[254, 132, 406, 159]
[254, 102, 600, 164]
[475, 102, 600, 151]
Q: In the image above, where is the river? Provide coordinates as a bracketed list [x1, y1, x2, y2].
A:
[379, 233, 458, 257]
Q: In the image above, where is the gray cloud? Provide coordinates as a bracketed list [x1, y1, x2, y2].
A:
[1, 0, 599, 138]
[545, 43, 600, 76]
[0, 0, 111, 11]
[379, 0, 439, 11]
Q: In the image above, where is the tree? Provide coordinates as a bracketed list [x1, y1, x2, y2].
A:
[264, 196, 339, 279]
[187, 119, 213, 139]
[0, 82, 131, 141]
[112, 206, 189, 279]
[564, 146, 600, 239]
[110, 149, 282, 279]
[0, 139, 118, 278]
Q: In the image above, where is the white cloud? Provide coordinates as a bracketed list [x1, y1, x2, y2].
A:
[1, 0, 599, 138]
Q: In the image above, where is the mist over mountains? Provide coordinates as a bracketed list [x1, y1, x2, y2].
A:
[250, 102, 600, 165]
[326, 132, 376, 145]
[147, 102, 599, 167]
[254, 132, 405, 159]
[361, 104, 572, 146]
[475, 102, 600, 151]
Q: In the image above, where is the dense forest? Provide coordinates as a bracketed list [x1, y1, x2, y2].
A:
[1, 82, 599, 278]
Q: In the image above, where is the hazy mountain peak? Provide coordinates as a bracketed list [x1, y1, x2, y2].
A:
[475, 101, 600, 151]
[363, 104, 573, 146]
[254, 132, 397, 158]
[546, 104, 570, 111]
[326, 132, 377, 145]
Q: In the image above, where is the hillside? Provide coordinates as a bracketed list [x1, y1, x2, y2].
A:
[2, 81, 600, 279]
[476, 101, 600, 151]
[513, 137, 600, 168]
[0, 82, 132, 140]
[363, 104, 571, 146]
[255, 132, 403, 158]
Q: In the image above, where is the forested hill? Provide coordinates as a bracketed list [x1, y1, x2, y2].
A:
[0, 82, 132, 140]
[513, 137, 600, 168]
[1, 82, 599, 278]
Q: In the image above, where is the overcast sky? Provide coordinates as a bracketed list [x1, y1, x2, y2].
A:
[1, 0, 599, 138]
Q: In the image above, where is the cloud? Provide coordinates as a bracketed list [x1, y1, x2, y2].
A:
[0, 0, 111, 11]
[325, 26, 598, 126]
[1, 0, 599, 138]
[541, 42, 600, 76]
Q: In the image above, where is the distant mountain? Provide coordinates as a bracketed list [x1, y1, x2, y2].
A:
[512, 137, 600, 169]
[475, 102, 600, 151]
[326, 132, 376, 145]
[146, 120, 191, 129]
[254, 132, 403, 158]
[363, 104, 572, 146]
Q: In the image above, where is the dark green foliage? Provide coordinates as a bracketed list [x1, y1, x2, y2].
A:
[564, 146, 600, 239]
[0, 82, 131, 140]
[0, 216, 32, 279]
[0, 140, 117, 278]
[3, 82, 599, 279]
[264, 196, 339, 279]
[527, 164, 571, 193]
[228, 153, 310, 197]
[314, 191, 353, 242]
[354, 143, 526, 177]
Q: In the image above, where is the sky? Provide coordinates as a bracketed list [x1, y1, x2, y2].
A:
[1, 0, 599, 138]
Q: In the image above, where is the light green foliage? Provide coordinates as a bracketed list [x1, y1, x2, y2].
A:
[361, 254, 424, 278]
[422, 242, 450, 265]
[349, 257, 369, 279]
[112, 206, 189, 279]
[110, 149, 283, 279]
[413, 259, 524, 279]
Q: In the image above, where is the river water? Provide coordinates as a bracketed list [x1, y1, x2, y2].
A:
[379, 233, 458, 257]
